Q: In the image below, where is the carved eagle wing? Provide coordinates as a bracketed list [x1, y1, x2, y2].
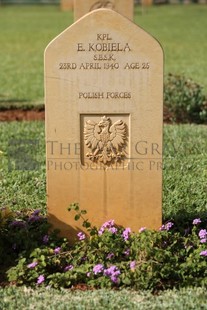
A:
[84, 120, 101, 151]
[109, 120, 126, 150]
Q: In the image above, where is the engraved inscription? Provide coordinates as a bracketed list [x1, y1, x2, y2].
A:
[79, 92, 131, 99]
[124, 63, 150, 70]
[90, 1, 115, 11]
[84, 116, 127, 165]
[77, 42, 131, 52]
[58, 33, 152, 72]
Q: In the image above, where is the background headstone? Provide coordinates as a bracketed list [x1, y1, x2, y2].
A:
[141, 0, 153, 6]
[45, 9, 163, 240]
[74, 0, 134, 21]
[61, 0, 74, 11]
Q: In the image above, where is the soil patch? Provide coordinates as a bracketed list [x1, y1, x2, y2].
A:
[0, 109, 45, 121]
[0, 108, 173, 123]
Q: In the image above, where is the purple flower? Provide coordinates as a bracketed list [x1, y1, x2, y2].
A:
[87, 272, 91, 277]
[165, 222, 174, 230]
[98, 220, 115, 235]
[108, 227, 118, 234]
[200, 250, 207, 257]
[110, 275, 119, 283]
[124, 248, 130, 256]
[27, 261, 38, 269]
[81, 256, 87, 262]
[104, 265, 121, 283]
[28, 215, 42, 223]
[130, 261, 136, 270]
[193, 218, 201, 225]
[201, 238, 207, 244]
[77, 232, 86, 241]
[64, 265, 73, 272]
[93, 264, 104, 275]
[102, 220, 115, 228]
[37, 275, 45, 285]
[42, 235, 49, 244]
[32, 209, 40, 216]
[160, 222, 174, 231]
[10, 220, 26, 228]
[139, 227, 146, 233]
[107, 253, 115, 260]
[122, 227, 131, 241]
[199, 229, 207, 240]
[104, 266, 118, 276]
[54, 247, 61, 254]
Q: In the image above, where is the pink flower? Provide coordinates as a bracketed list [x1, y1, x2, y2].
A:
[160, 222, 174, 231]
[54, 247, 61, 254]
[139, 227, 146, 233]
[27, 261, 38, 269]
[200, 250, 207, 257]
[130, 261, 136, 270]
[107, 253, 115, 259]
[104, 266, 121, 283]
[64, 265, 73, 272]
[77, 232, 86, 240]
[199, 229, 207, 239]
[192, 218, 201, 225]
[42, 235, 49, 244]
[124, 248, 130, 256]
[93, 264, 104, 275]
[98, 220, 115, 235]
[37, 275, 45, 285]
[108, 227, 118, 234]
[122, 228, 131, 241]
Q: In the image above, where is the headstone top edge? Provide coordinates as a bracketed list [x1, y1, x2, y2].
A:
[45, 8, 134, 52]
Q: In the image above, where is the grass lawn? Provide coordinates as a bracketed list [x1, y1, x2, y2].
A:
[1, 286, 207, 309]
[0, 5, 207, 106]
[1, 122, 206, 221]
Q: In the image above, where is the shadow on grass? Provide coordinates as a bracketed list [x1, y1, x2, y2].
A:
[163, 209, 207, 234]
[0, 99, 44, 111]
[0, 209, 81, 285]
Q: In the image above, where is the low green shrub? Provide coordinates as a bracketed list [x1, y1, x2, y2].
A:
[164, 74, 207, 123]
[1, 205, 207, 291]
[0, 207, 61, 268]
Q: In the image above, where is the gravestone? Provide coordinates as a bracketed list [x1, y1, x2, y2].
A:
[61, 0, 74, 11]
[141, 0, 153, 6]
[74, 0, 134, 21]
[45, 9, 163, 240]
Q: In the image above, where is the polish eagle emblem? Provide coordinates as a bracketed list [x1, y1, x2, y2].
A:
[84, 116, 127, 164]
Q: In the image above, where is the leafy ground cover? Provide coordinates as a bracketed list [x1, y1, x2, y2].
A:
[1, 204, 207, 291]
[0, 5, 207, 107]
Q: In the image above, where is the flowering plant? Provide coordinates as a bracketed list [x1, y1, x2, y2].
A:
[2, 205, 207, 291]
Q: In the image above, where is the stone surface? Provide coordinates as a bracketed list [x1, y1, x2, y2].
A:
[45, 9, 163, 240]
[74, 0, 134, 21]
[61, 0, 74, 11]
[141, 0, 153, 6]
